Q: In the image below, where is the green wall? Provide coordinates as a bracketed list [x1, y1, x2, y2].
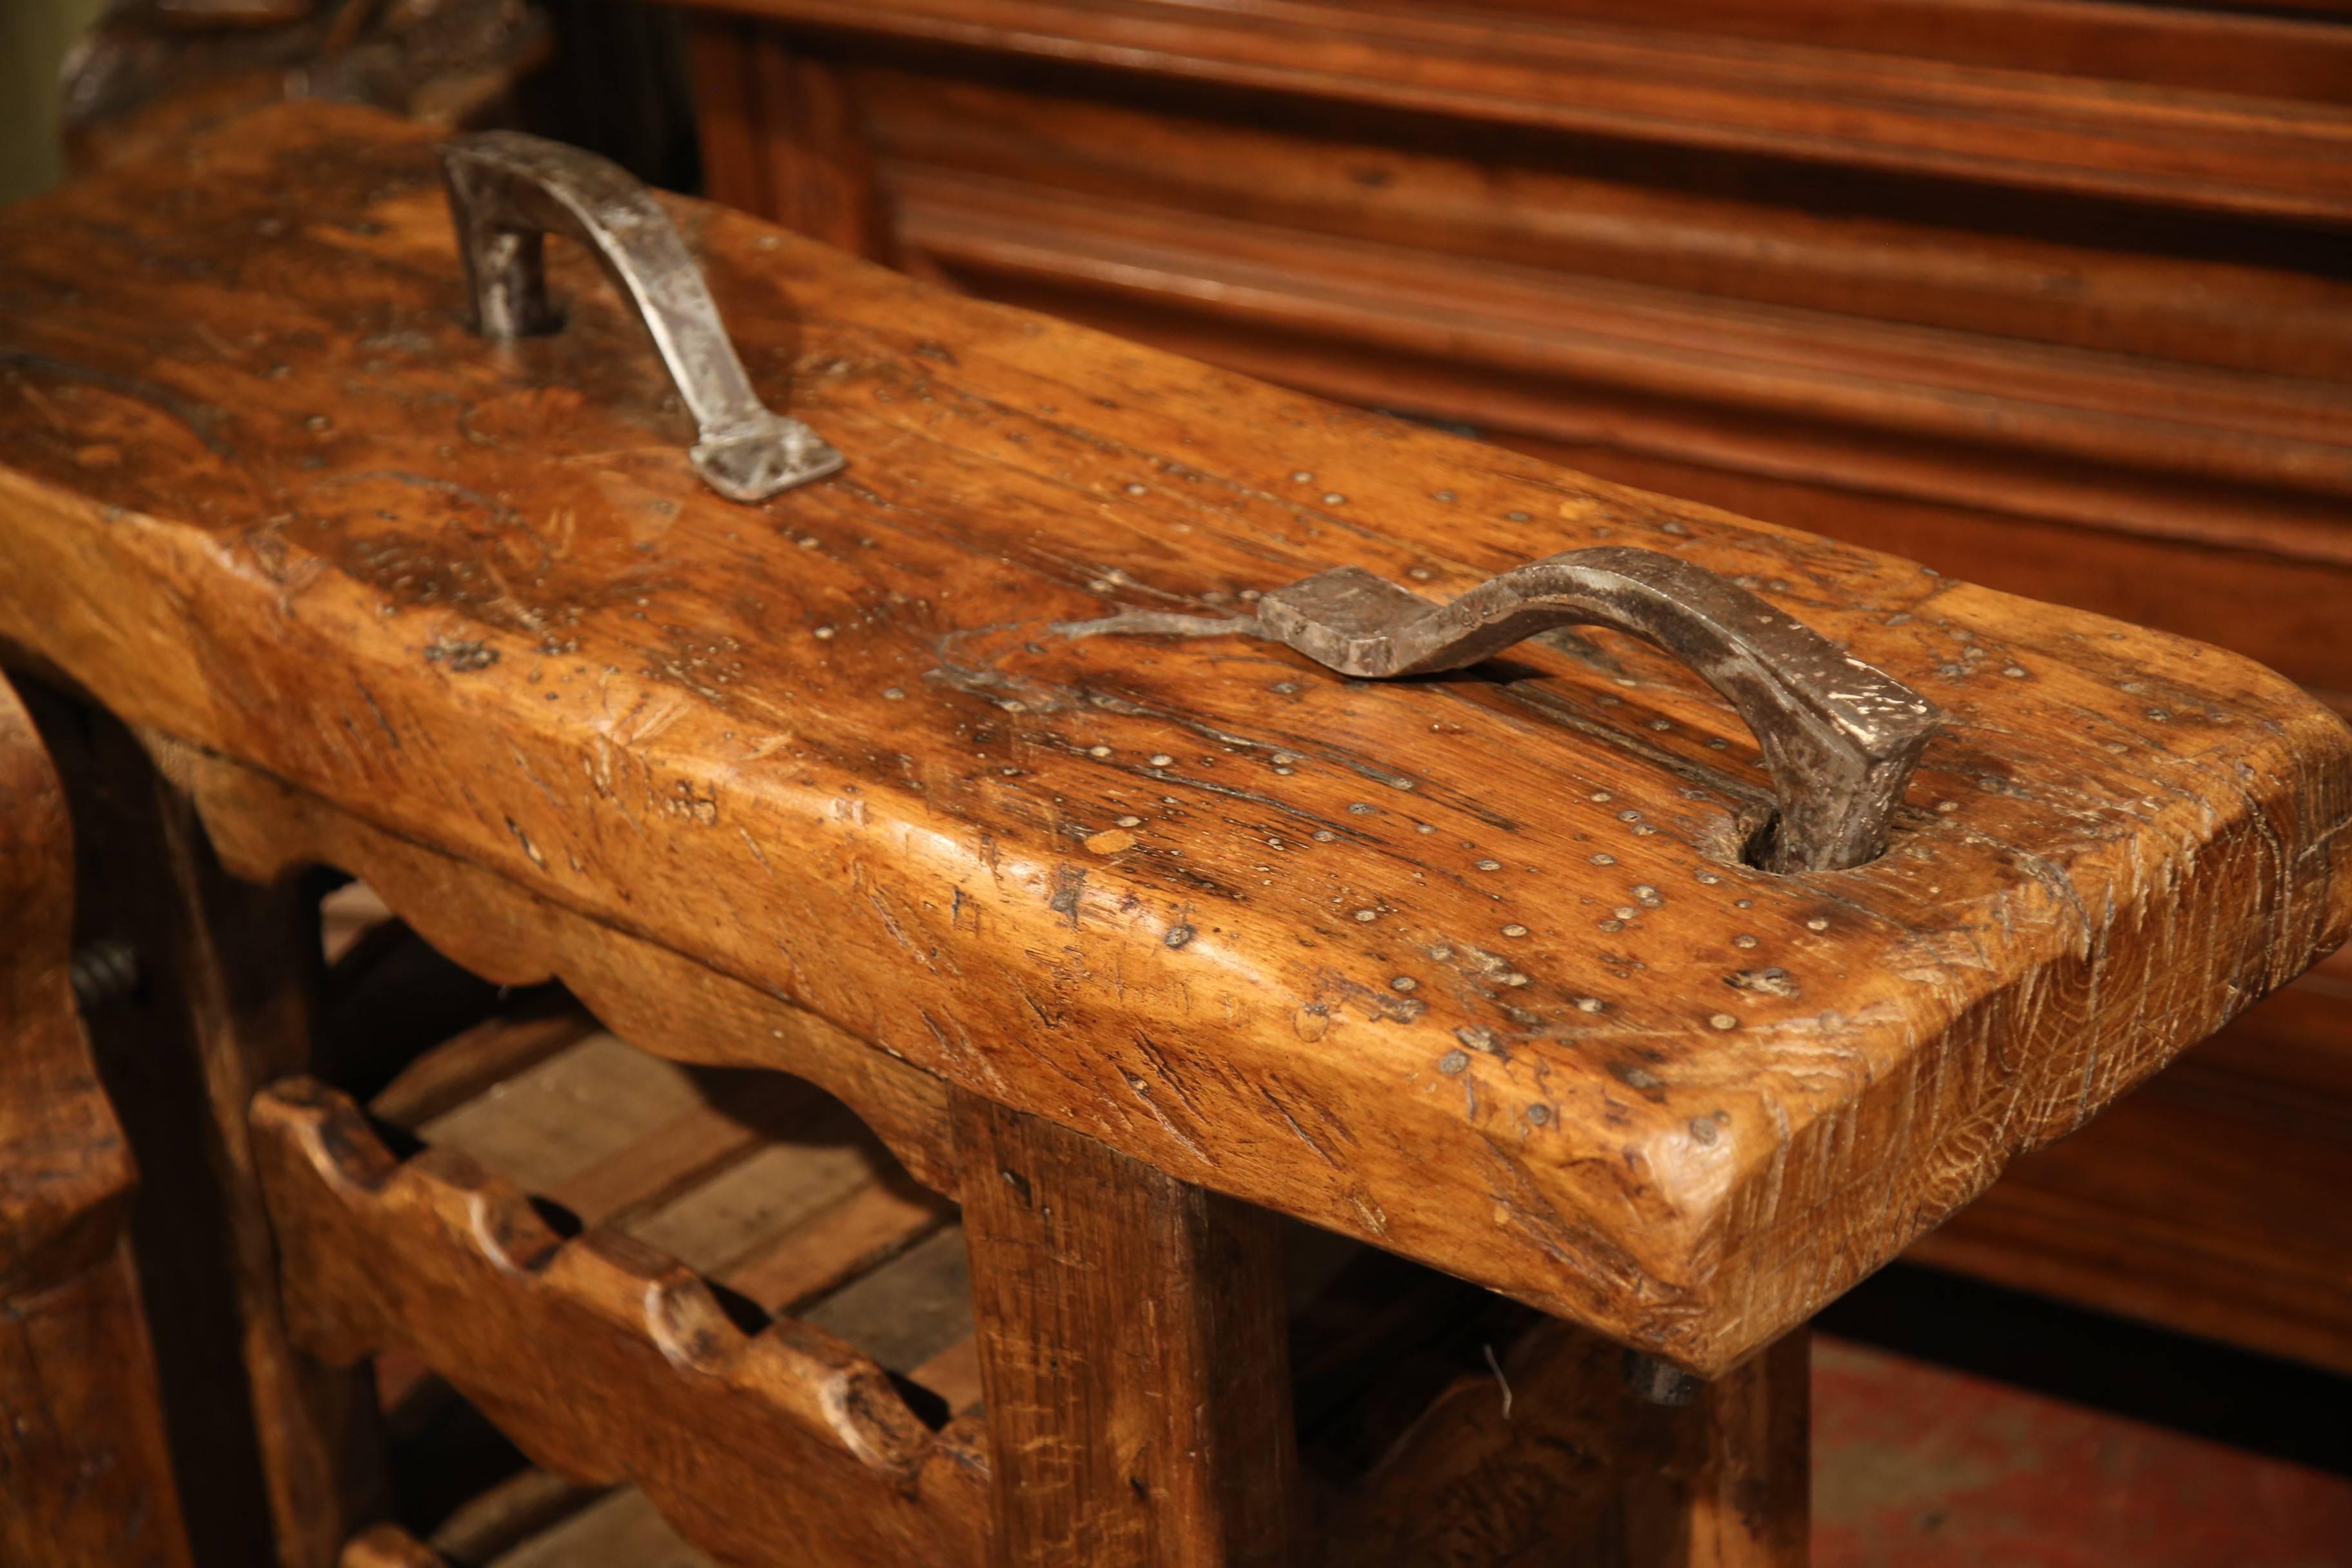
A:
[1, 0, 108, 205]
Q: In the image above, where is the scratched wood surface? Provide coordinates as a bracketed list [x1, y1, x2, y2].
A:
[0, 101, 2347, 1372]
[255, 1077, 992, 1568]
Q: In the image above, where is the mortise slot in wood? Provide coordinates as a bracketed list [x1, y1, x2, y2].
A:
[251, 1077, 988, 1568]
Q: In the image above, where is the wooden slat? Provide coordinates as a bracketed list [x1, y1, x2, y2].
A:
[801, 1224, 973, 1377]
[251, 1080, 990, 1568]
[680, 0, 2352, 223]
[622, 1099, 898, 1274]
[856, 68, 2352, 382]
[723, 1175, 954, 1313]
[379, 1002, 961, 1342]
[369, 1007, 600, 1131]
[1449, 0, 2352, 96]
[908, 1334, 986, 1418]
[548, 1072, 831, 1230]
[956, 1090, 1297, 1568]
[415, 1032, 720, 1197]
[892, 168, 2352, 534]
[320, 881, 396, 966]
[426, 1468, 605, 1565]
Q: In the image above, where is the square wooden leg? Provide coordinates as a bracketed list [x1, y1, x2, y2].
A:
[44, 707, 391, 1568]
[0, 676, 193, 1567]
[1602, 1330, 1810, 1567]
[955, 1090, 1298, 1568]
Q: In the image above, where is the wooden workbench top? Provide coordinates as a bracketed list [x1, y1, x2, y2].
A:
[1, 102, 2344, 1372]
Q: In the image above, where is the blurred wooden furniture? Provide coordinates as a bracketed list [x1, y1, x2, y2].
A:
[2, 101, 2349, 1566]
[0, 672, 193, 1567]
[59, 0, 552, 177]
[665, 0, 2352, 1373]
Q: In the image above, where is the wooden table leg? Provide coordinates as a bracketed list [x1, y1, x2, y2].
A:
[35, 706, 390, 1568]
[0, 678, 194, 1568]
[1603, 1328, 1810, 1567]
[954, 1089, 1298, 1568]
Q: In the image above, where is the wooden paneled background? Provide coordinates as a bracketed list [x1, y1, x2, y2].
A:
[667, 0, 2352, 1377]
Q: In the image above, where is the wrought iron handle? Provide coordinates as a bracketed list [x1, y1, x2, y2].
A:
[1257, 547, 1941, 872]
[438, 132, 843, 502]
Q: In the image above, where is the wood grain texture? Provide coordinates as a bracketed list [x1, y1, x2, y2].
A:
[1494, 436, 2352, 705]
[1, 103, 2348, 1372]
[956, 1090, 1297, 1568]
[687, 19, 901, 263]
[1318, 1321, 1624, 1566]
[164, 738, 959, 1192]
[673, 0, 2352, 224]
[366, 1004, 601, 1128]
[1318, 1318, 1804, 1567]
[126, 744, 387, 1568]
[0, 676, 194, 1568]
[1596, 1333, 1810, 1567]
[1905, 944, 2352, 1375]
[671, 0, 2352, 1388]
[251, 1078, 991, 1568]
[854, 72, 2352, 385]
[0, 679, 133, 1301]
[669, 35, 2352, 691]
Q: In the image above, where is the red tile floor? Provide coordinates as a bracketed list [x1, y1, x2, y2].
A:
[1815, 1333, 2352, 1567]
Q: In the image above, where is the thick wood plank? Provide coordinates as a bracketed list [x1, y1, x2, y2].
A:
[724, 1174, 954, 1313]
[801, 1223, 974, 1377]
[1, 104, 2347, 1372]
[168, 741, 961, 1193]
[865, 70, 2352, 390]
[956, 1090, 1297, 1568]
[676, 0, 2352, 223]
[368, 1004, 599, 1130]
[425, 1468, 604, 1563]
[251, 1079, 991, 1568]
[1906, 943, 2352, 1375]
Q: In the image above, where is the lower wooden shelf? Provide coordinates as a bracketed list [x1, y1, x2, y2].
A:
[255, 1014, 991, 1568]
[293, 974, 1684, 1567]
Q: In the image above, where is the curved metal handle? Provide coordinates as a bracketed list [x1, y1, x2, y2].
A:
[1257, 547, 1941, 872]
[438, 131, 843, 502]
